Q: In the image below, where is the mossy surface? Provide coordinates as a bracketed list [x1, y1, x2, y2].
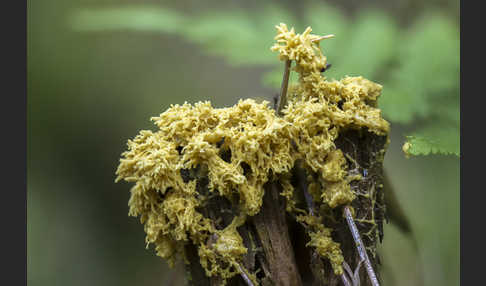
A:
[116, 23, 389, 284]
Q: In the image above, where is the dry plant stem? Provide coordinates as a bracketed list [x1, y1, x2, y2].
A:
[344, 206, 380, 286]
[276, 59, 291, 115]
[236, 264, 255, 286]
[340, 273, 352, 286]
[311, 34, 335, 42]
[343, 260, 363, 286]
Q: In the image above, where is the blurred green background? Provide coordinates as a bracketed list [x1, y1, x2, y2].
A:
[27, 0, 459, 285]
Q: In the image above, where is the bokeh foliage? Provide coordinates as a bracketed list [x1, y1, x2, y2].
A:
[27, 1, 460, 286]
[71, 2, 460, 156]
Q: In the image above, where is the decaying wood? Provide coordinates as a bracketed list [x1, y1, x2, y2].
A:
[251, 182, 303, 286]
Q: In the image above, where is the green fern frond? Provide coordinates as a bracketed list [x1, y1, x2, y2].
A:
[380, 12, 460, 124]
[403, 123, 460, 157]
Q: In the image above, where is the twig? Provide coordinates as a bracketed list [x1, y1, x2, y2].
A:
[276, 60, 291, 116]
[236, 264, 255, 286]
[343, 260, 363, 286]
[343, 206, 380, 286]
[341, 273, 352, 286]
[311, 34, 335, 42]
[353, 260, 363, 286]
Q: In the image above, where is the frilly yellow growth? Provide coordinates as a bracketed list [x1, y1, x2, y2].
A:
[307, 229, 344, 273]
[115, 23, 390, 283]
[271, 23, 328, 74]
[116, 99, 292, 284]
[272, 22, 389, 136]
[198, 216, 253, 281]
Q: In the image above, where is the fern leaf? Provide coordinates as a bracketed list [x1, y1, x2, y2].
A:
[380, 12, 460, 124]
[403, 123, 460, 157]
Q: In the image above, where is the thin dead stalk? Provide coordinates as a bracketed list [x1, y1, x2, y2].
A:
[276, 59, 291, 116]
[344, 206, 380, 286]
